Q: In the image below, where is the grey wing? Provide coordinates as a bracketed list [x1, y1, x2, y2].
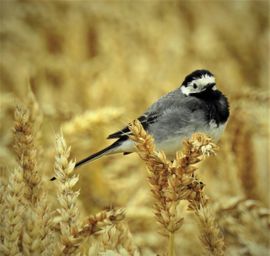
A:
[107, 89, 184, 139]
[107, 112, 160, 139]
[145, 88, 185, 113]
[107, 88, 202, 141]
[147, 99, 208, 142]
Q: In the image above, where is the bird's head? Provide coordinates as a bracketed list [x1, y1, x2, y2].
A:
[180, 69, 217, 96]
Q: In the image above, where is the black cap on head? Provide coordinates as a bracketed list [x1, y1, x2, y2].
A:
[182, 69, 214, 86]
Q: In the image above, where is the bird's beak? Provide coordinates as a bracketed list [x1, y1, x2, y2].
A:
[206, 83, 216, 90]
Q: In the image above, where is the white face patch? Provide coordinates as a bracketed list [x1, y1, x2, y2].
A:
[181, 75, 216, 96]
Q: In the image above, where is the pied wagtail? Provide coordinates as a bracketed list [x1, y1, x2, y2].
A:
[51, 69, 229, 180]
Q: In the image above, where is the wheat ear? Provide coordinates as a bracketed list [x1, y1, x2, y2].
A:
[53, 133, 82, 255]
[129, 120, 224, 256]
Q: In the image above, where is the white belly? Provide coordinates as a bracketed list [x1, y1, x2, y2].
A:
[115, 121, 226, 159]
[156, 121, 227, 159]
[206, 121, 226, 141]
[156, 137, 186, 159]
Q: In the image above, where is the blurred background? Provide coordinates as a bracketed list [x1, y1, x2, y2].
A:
[0, 0, 269, 255]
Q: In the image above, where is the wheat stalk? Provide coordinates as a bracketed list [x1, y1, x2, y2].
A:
[129, 120, 224, 256]
[10, 97, 52, 255]
[53, 133, 82, 255]
[0, 168, 25, 256]
[13, 105, 40, 202]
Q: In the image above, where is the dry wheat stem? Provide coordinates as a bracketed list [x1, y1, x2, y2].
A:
[10, 100, 52, 255]
[53, 133, 82, 255]
[53, 133, 139, 255]
[13, 104, 41, 204]
[0, 168, 25, 256]
[128, 120, 180, 235]
[129, 120, 224, 256]
[128, 120, 216, 228]
[169, 232, 176, 256]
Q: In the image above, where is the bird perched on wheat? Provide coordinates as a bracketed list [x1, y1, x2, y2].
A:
[51, 69, 229, 180]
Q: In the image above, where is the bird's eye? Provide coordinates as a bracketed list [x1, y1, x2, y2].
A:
[193, 84, 198, 89]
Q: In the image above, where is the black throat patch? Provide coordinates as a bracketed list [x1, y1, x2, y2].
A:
[191, 88, 230, 125]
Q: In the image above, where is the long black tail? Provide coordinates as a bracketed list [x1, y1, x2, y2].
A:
[75, 143, 117, 168]
[50, 141, 121, 181]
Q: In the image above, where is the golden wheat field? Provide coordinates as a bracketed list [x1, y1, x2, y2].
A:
[0, 0, 269, 255]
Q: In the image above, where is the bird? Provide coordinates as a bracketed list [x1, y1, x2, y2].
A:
[50, 69, 229, 180]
